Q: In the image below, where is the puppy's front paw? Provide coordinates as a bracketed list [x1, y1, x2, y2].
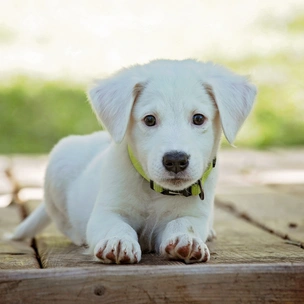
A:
[160, 234, 210, 264]
[94, 237, 141, 264]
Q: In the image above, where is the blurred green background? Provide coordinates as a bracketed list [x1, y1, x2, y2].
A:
[1, 2, 304, 153]
[0, 79, 99, 153]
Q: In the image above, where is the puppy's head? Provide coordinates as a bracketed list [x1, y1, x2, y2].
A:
[88, 60, 256, 191]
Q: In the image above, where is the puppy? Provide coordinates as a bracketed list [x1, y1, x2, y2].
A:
[12, 59, 256, 264]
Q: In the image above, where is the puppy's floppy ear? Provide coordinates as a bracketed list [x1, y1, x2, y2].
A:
[203, 67, 257, 144]
[88, 68, 145, 143]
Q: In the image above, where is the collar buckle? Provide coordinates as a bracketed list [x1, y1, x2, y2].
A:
[197, 179, 205, 200]
[150, 180, 192, 197]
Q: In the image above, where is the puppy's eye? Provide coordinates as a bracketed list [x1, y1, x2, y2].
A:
[144, 115, 156, 127]
[192, 114, 206, 125]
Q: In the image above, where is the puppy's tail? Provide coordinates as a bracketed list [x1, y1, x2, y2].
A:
[11, 203, 51, 240]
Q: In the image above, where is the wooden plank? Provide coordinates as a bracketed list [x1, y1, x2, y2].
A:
[219, 148, 304, 172]
[0, 156, 13, 208]
[268, 184, 304, 196]
[0, 204, 40, 270]
[23, 200, 96, 268]
[217, 148, 304, 188]
[216, 187, 304, 245]
[37, 236, 188, 268]
[247, 169, 304, 186]
[26, 202, 187, 268]
[25, 199, 304, 268]
[270, 148, 304, 167]
[216, 148, 304, 248]
[0, 263, 303, 303]
[0, 151, 303, 303]
[0, 156, 13, 195]
[210, 201, 304, 264]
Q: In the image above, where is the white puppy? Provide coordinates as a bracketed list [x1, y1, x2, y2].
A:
[12, 59, 256, 264]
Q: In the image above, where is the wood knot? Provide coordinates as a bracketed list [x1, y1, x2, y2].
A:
[94, 285, 105, 296]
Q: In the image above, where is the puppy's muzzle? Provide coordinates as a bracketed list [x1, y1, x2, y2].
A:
[162, 151, 189, 174]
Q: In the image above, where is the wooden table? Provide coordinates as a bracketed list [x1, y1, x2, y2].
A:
[1, 149, 303, 303]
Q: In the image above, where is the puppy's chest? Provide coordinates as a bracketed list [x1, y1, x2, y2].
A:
[137, 200, 175, 252]
[138, 210, 161, 252]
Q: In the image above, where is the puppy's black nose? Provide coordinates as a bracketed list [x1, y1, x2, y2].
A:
[162, 151, 189, 174]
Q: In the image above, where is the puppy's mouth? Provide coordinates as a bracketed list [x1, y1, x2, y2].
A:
[159, 177, 194, 191]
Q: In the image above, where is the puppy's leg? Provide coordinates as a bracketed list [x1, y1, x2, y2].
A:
[87, 212, 141, 264]
[46, 198, 85, 246]
[207, 204, 216, 241]
[207, 228, 217, 241]
[159, 217, 210, 264]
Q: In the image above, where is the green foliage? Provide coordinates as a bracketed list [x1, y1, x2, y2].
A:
[0, 25, 16, 44]
[219, 52, 304, 148]
[1, 31, 304, 153]
[235, 83, 304, 148]
[0, 77, 100, 153]
[287, 13, 304, 33]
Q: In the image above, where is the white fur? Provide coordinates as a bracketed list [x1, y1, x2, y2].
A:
[12, 59, 256, 264]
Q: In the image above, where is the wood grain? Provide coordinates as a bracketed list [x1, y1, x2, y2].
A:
[0, 204, 40, 269]
[210, 200, 304, 264]
[216, 187, 304, 244]
[25, 201, 189, 268]
[0, 263, 303, 303]
[25, 200, 304, 268]
[0, 150, 304, 302]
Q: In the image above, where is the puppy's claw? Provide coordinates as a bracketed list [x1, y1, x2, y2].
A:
[160, 234, 210, 263]
[94, 237, 141, 264]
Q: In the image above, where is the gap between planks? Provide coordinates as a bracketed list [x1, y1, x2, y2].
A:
[4, 165, 44, 269]
[24, 198, 304, 269]
[215, 198, 304, 249]
[20, 203, 44, 269]
[4, 150, 304, 270]
[8, 192, 304, 269]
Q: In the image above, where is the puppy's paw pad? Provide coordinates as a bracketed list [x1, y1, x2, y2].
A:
[160, 234, 210, 263]
[177, 244, 192, 258]
[94, 237, 141, 264]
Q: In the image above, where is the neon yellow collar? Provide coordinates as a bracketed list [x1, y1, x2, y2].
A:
[128, 146, 216, 200]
